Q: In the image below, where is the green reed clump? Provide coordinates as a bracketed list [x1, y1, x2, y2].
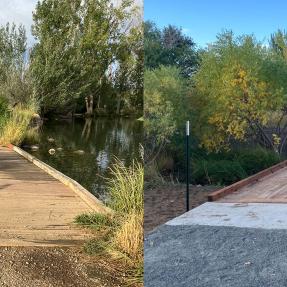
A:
[107, 159, 143, 214]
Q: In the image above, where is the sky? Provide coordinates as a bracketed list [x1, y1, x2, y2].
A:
[0, 0, 38, 45]
[144, 0, 287, 48]
[0, 0, 143, 46]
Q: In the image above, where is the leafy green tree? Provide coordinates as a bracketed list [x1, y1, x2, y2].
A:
[0, 23, 32, 105]
[31, 0, 142, 115]
[113, 24, 143, 115]
[145, 66, 189, 161]
[144, 21, 198, 77]
[31, 0, 82, 113]
[270, 29, 287, 59]
[144, 21, 164, 70]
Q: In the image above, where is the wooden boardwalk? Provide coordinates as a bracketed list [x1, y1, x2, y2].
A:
[0, 147, 93, 246]
[209, 160, 287, 203]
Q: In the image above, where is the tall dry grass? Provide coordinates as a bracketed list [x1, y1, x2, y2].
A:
[106, 159, 143, 263]
[75, 159, 144, 285]
[113, 211, 143, 262]
[0, 101, 38, 146]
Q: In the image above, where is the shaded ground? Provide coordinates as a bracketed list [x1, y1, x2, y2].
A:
[0, 247, 127, 287]
[144, 184, 220, 233]
[145, 225, 287, 287]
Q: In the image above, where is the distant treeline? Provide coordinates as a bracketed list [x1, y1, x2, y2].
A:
[0, 0, 143, 117]
[145, 21, 287, 183]
[145, 21, 287, 156]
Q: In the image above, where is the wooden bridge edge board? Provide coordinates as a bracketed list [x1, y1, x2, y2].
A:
[207, 160, 287, 201]
[7, 144, 112, 215]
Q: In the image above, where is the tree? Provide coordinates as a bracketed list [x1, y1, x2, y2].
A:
[113, 23, 144, 115]
[31, 0, 142, 115]
[192, 31, 287, 154]
[270, 29, 287, 59]
[144, 21, 164, 70]
[144, 21, 198, 77]
[31, 0, 83, 113]
[0, 23, 32, 106]
[145, 66, 189, 161]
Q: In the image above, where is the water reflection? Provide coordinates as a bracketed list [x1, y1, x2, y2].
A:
[23, 118, 143, 202]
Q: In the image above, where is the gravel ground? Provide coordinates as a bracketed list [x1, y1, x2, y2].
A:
[145, 224, 287, 287]
[0, 247, 125, 287]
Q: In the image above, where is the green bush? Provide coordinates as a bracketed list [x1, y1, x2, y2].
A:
[191, 147, 281, 185]
[75, 159, 144, 277]
[235, 147, 280, 175]
[192, 159, 247, 185]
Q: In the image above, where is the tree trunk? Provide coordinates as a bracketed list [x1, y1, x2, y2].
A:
[85, 95, 93, 117]
[97, 93, 101, 110]
[116, 94, 121, 115]
[89, 95, 93, 114]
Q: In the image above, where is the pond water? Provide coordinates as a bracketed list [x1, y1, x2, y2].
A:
[23, 118, 143, 202]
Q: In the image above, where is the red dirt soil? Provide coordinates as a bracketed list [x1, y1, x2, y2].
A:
[144, 184, 220, 233]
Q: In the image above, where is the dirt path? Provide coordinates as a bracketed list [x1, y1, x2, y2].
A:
[144, 184, 220, 233]
[0, 246, 126, 287]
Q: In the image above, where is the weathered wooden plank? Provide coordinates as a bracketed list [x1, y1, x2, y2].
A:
[0, 147, 94, 246]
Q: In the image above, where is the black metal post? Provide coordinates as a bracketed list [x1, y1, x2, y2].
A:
[186, 121, 190, 212]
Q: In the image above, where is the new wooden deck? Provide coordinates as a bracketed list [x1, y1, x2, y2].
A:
[209, 160, 287, 203]
[0, 147, 93, 246]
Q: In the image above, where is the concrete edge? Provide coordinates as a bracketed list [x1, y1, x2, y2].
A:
[165, 202, 287, 230]
[7, 144, 112, 215]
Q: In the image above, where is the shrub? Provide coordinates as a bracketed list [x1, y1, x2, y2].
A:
[75, 159, 144, 284]
[192, 159, 247, 185]
[235, 147, 280, 175]
[107, 159, 143, 264]
[191, 147, 281, 185]
[23, 128, 40, 145]
[145, 161, 166, 188]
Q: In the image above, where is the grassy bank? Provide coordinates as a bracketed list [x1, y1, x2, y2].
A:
[75, 159, 143, 286]
[0, 101, 39, 146]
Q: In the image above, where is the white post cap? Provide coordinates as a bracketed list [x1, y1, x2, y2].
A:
[186, 121, 190, 136]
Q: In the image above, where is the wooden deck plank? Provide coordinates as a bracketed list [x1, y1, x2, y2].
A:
[207, 166, 282, 201]
[0, 147, 92, 246]
[218, 165, 287, 203]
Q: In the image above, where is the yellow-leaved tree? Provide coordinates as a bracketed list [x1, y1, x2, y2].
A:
[192, 31, 287, 154]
